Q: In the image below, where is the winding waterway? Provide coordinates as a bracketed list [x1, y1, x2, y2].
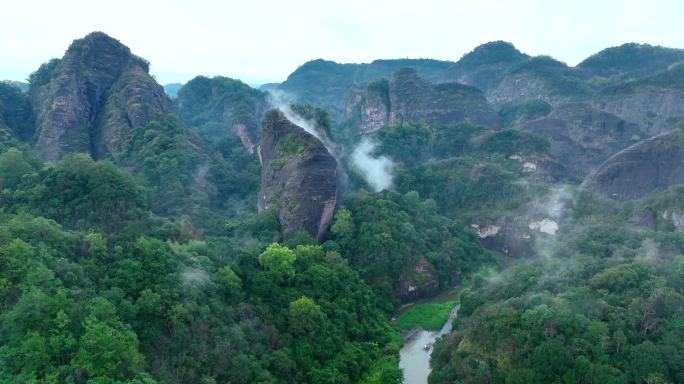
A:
[398, 306, 459, 384]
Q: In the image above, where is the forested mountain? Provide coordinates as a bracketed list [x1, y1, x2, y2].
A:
[3, 30, 684, 384]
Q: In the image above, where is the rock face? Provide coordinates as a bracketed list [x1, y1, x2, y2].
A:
[277, 58, 453, 118]
[345, 68, 499, 134]
[521, 107, 646, 178]
[583, 130, 684, 200]
[594, 63, 684, 136]
[486, 57, 592, 107]
[598, 89, 684, 137]
[29, 32, 172, 161]
[175, 76, 268, 153]
[395, 256, 439, 302]
[257, 110, 337, 240]
[628, 207, 658, 230]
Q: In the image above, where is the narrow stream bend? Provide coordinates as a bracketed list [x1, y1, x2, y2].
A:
[398, 306, 459, 384]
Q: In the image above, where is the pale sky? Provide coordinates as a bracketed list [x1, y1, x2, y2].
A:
[1, 0, 682, 85]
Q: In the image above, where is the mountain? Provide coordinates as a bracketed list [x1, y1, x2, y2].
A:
[578, 43, 684, 81]
[29, 32, 173, 161]
[596, 62, 684, 136]
[163, 82, 183, 98]
[175, 75, 268, 152]
[3, 80, 29, 93]
[583, 129, 684, 200]
[0, 81, 34, 142]
[276, 58, 453, 117]
[521, 106, 646, 178]
[443, 41, 530, 91]
[486, 55, 593, 106]
[345, 68, 499, 134]
[257, 110, 338, 241]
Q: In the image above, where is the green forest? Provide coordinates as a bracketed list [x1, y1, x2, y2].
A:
[4, 25, 684, 384]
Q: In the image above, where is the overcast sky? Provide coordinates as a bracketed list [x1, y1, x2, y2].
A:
[1, 0, 683, 85]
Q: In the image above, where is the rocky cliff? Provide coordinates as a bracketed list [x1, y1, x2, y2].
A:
[595, 63, 684, 137]
[276, 58, 453, 118]
[175, 76, 268, 153]
[257, 110, 337, 240]
[345, 68, 499, 134]
[583, 130, 684, 200]
[521, 107, 646, 178]
[395, 256, 439, 302]
[29, 32, 172, 160]
[486, 56, 593, 107]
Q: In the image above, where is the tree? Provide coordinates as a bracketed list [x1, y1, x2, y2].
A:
[289, 296, 323, 335]
[259, 243, 297, 281]
[71, 298, 144, 381]
[0, 148, 33, 189]
[216, 265, 242, 295]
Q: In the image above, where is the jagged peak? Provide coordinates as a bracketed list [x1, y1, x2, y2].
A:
[65, 31, 149, 72]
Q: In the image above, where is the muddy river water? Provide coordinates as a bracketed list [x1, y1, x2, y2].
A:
[398, 306, 459, 384]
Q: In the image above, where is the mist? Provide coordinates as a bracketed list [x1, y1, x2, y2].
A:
[351, 137, 394, 192]
[266, 90, 349, 191]
[267, 91, 324, 140]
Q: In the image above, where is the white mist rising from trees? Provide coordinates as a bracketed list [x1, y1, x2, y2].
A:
[351, 137, 394, 192]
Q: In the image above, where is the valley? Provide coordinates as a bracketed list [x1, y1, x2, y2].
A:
[1, 30, 684, 384]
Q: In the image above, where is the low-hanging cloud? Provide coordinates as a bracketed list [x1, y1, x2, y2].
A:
[351, 137, 394, 192]
[267, 90, 322, 139]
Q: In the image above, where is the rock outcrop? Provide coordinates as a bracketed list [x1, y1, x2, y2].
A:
[257, 110, 337, 240]
[521, 107, 646, 178]
[277, 58, 453, 118]
[29, 32, 172, 160]
[583, 130, 684, 200]
[594, 63, 684, 136]
[345, 68, 499, 134]
[175, 76, 268, 153]
[395, 256, 439, 302]
[486, 56, 592, 107]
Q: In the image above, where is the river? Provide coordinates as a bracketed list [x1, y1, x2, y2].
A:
[398, 306, 459, 384]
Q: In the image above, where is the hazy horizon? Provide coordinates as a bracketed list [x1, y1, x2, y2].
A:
[2, 0, 683, 85]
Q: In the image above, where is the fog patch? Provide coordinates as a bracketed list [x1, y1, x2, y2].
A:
[181, 267, 212, 289]
[351, 137, 394, 192]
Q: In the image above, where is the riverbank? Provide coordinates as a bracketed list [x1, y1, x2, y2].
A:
[398, 305, 460, 384]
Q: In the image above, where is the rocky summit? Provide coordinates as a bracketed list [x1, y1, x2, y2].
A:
[29, 32, 172, 161]
[176, 76, 268, 153]
[345, 67, 498, 134]
[257, 110, 337, 241]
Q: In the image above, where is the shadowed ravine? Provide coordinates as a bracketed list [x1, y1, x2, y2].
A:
[399, 306, 459, 384]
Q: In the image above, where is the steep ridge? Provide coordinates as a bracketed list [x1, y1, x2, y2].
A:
[176, 76, 268, 153]
[345, 68, 499, 134]
[257, 110, 337, 240]
[521, 106, 646, 178]
[595, 62, 684, 136]
[29, 32, 172, 160]
[276, 58, 453, 117]
[583, 129, 684, 200]
[578, 43, 684, 81]
[443, 41, 529, 91]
